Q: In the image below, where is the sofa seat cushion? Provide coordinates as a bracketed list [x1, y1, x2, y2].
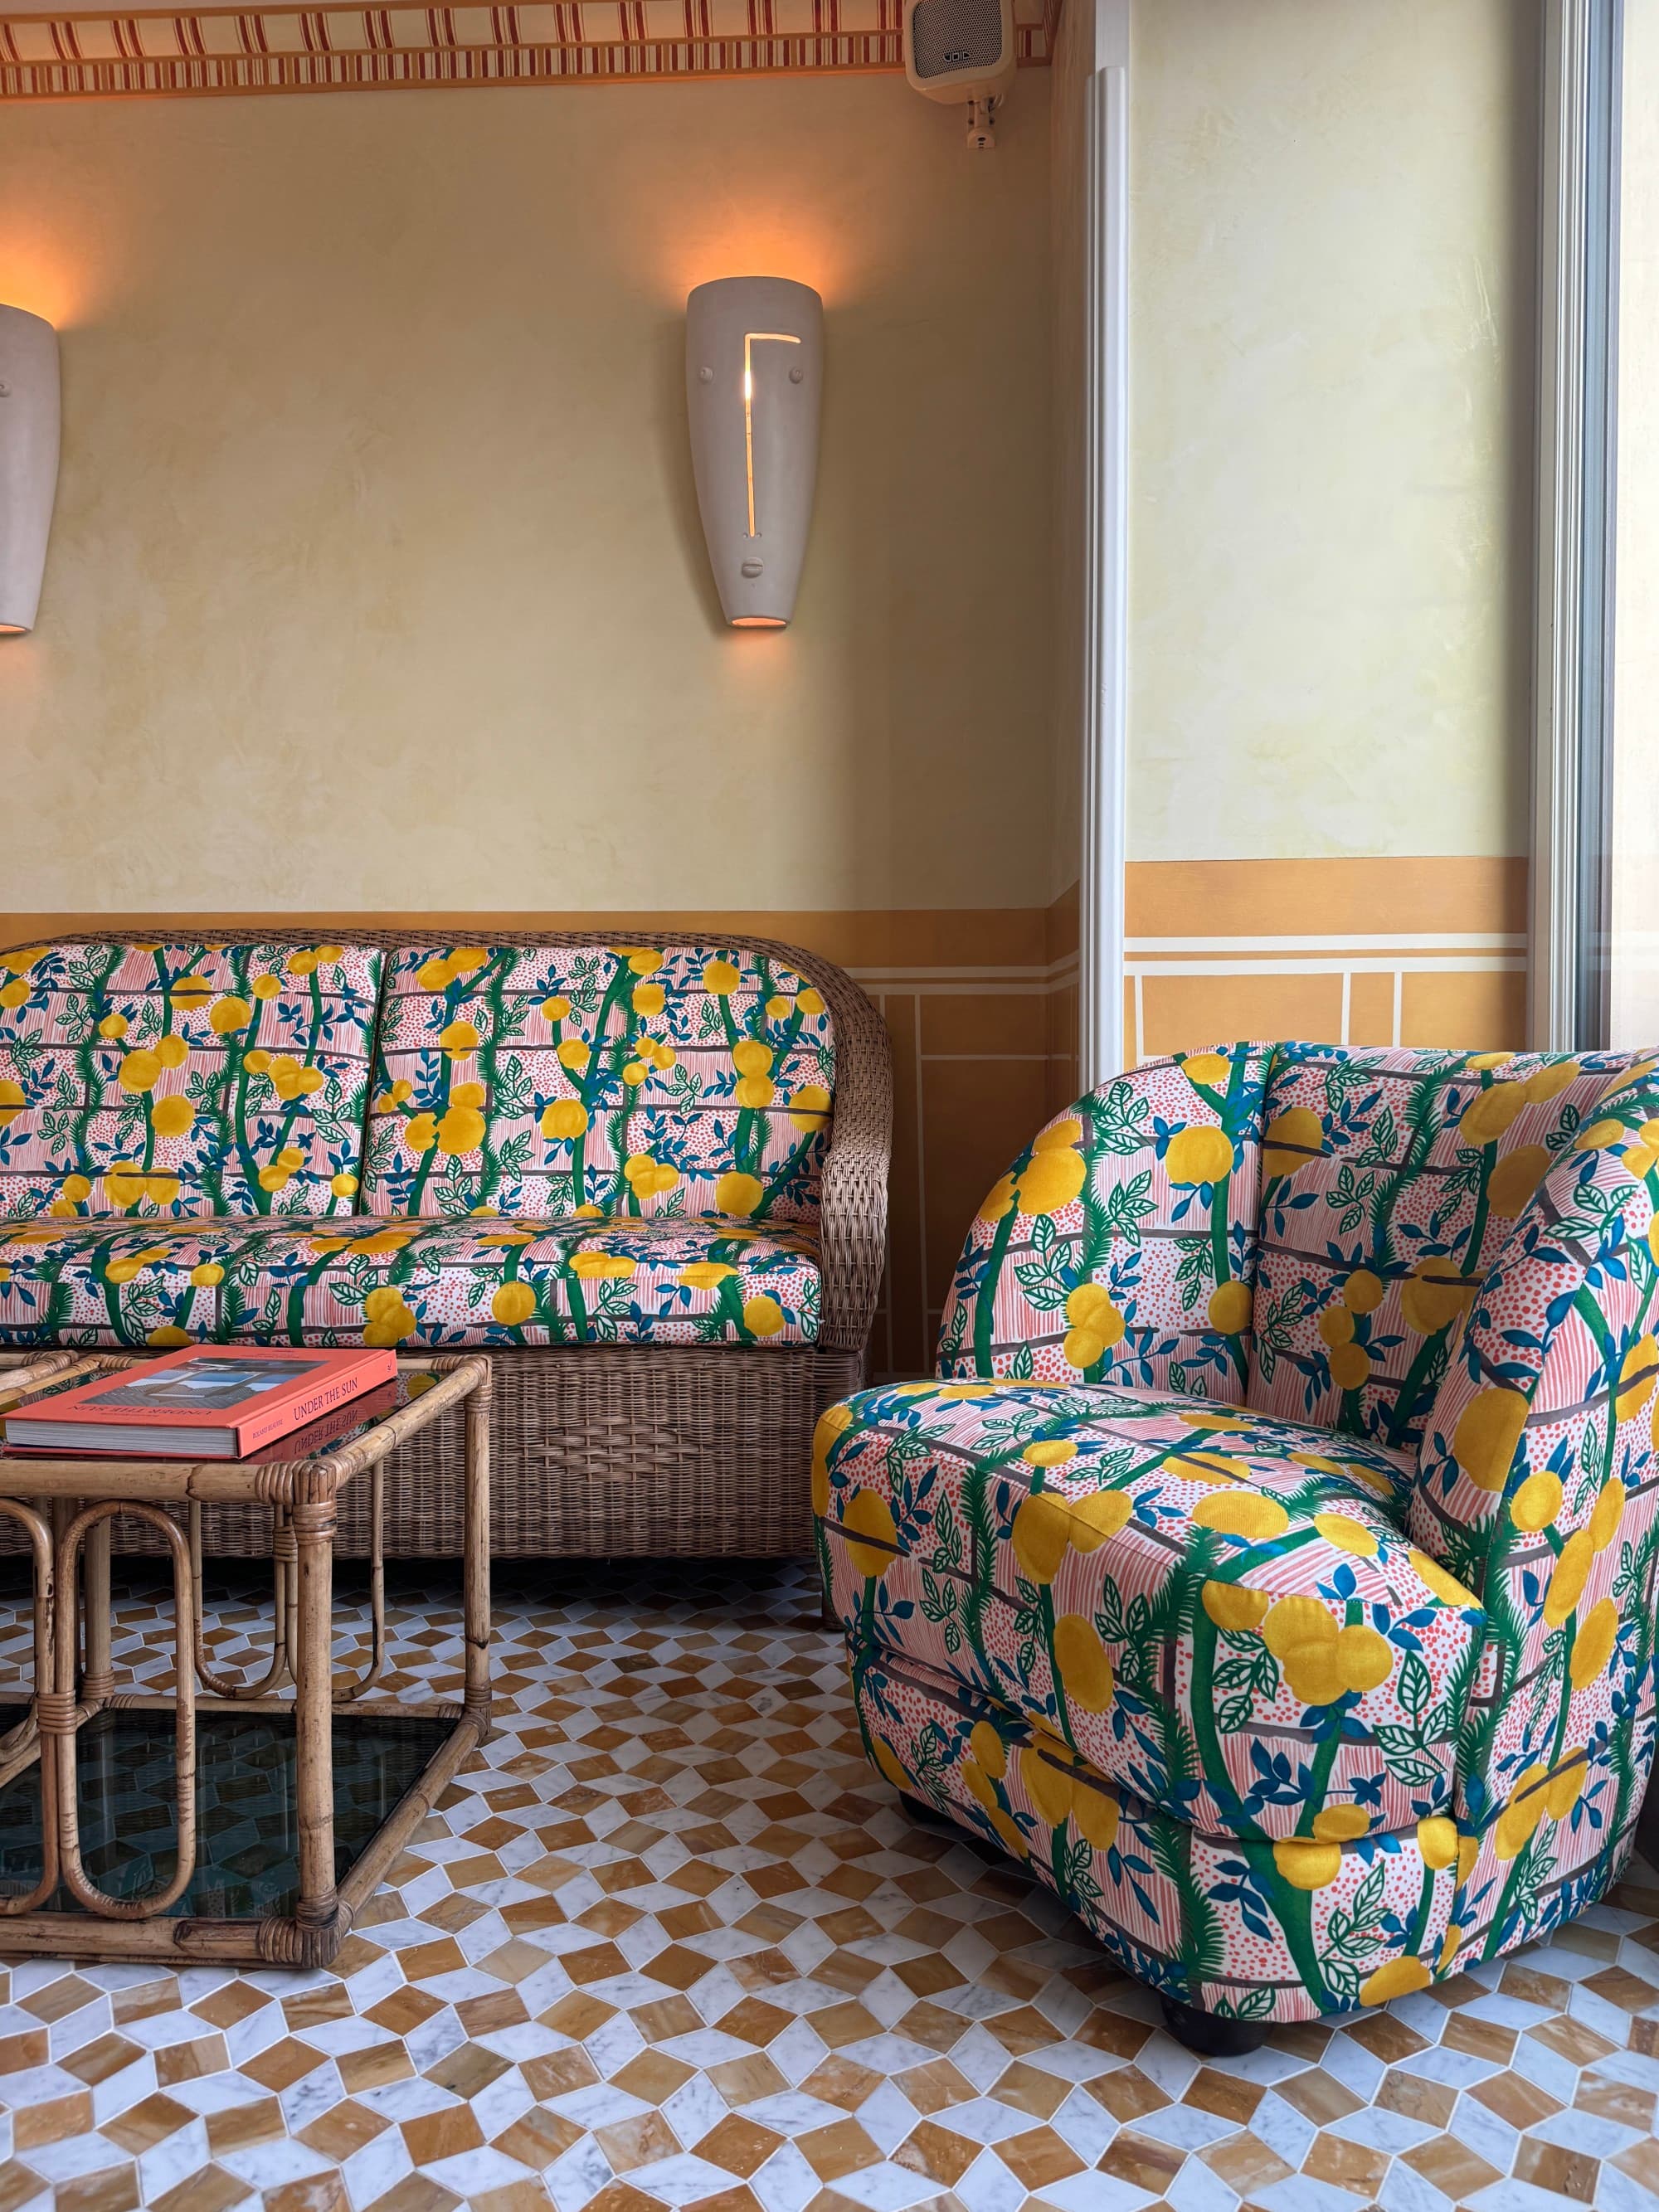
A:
[0, 1213, 820, 1349]
[362, 942, 834, 1225]
[1246, 1043, 1647, 1450]
[853, 1641, 1459, 2023]
[0, 940, 384, 1221]
[817, 1379, 1483, 1844]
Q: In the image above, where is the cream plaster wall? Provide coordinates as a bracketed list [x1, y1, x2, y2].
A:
[0, 74, 1052, 914]
[1126, 0, 1537, 864]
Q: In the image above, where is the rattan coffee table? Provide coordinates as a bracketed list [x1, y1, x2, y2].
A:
[0, 1349, 492, 1968]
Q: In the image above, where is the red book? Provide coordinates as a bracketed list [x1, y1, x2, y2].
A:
[2, 1344, 398, 1460]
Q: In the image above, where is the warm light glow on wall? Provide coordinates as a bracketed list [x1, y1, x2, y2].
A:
[0, 304, 61, 636]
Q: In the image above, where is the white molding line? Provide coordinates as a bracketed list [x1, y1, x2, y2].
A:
[1532, 0, 1623, 1049]
[1079, 0, 1130, 1092]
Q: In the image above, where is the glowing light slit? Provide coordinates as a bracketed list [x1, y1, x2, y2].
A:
[742, 331, 802, 539]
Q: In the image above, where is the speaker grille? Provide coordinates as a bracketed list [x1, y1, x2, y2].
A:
[909, 0, 1004, 80]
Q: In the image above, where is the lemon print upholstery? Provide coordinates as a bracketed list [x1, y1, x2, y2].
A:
[0, 1212, 820, 1348]
[821, 1040, 1659, 2034]
[0, 940, 382, 1219]
[365, 943, 833, 1223]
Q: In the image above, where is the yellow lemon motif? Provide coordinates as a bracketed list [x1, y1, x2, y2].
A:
[1202, 1581, 1270, 1632]
[1417, 1816, 1458, 1869]
[977, 1173, 1017, 1224]
[1313, 1513, 1379, 1558]
[1576, 1116, 1629, 1152]
[1274, 1838, 1341, 1891]
[61, 1174, 90, 1203]
[1489, 1145, 1552, 1217]
[119, 1048, 161, 1094]
[971, 1721, 1007, 1778]
[1053, 1615, 1114, 1710]
[568, 1252, 635, 1281]
[1207, 1281, 1252, 1334]
[1457, 1835, 1479, 1887]
[1073, 1782, 1121, 1852]
[1022, 1738, 1076, 1830]
[1191, 1491, 1289, 1543]
[1494, 1766, 1550, 1860]
[362, 1287, 417, 1349]
[871, 1735, 909, 1794]
[790, 1085, 831, 1132]
[190, 1262, 224, 1287]
[842, 1490, 898, 1579]
[962, 1757, 997, 1811]
[1360, 1955, 1432, 2005]
[1569, 1598, 1618, 1689]
[1459, 1082, 1527, 1147]
[1024, 1440, 1074, 1468]
[1172, 1449, 1244, 1486]
[1312, 1805, 1370, 1842]
[633, 982, 665, 1016]
[1066, 1490, 1135, 1548]
[1400, 1258, 1478, 1338]
[1165, 1125, 1235, 1188]
[1544, 1530, 1594, 1627]
[1438, 1923, 1463, 1972]
[147, 1325, 192, 1349]
[1589, 1478, 1626, 1553]
[1263, 1598, 1343, 1705]
[716, 1172, 764, 1218]
[1545, 1759, 1586, 1819]
[150, 1095, 195, 1140]
[703, 959, 741, 995]
[98, 1014, 128, 1040]
[1452, 1388, 1529, 1493]
[1342, 1268, 1384, 1314]
[1263, 1107, 1325, 1179]
[210, 996, 251, 1036]
[540, 1101, 588, 1140]
[436, 1105, 484, 1157]
[679, 1261, 737, 1291]
[1181, 1053, 1230, 1087]
[1335, 1625, 1394, 1694]
[732, 1039, 773, 1077]
[1618, 1335, 1659, 1422]
[1013, 1494, 1073, 1586]
[1016, 1147, 1087, 1216]
[1318, 1305, 1355, 1349]
[491, 1281, 537, 1327]
[1510, 1471, 1563, 1532]
[1409, 1548, 1480, 1609]
[742, 1295, 786, 1338]
[1525, 1059, 1580, 1102]
[1328, 1342, 1372, 1393]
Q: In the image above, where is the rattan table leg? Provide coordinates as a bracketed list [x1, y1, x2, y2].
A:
[463, 1366, 493, 1739]
[82, 1514, 113, 1708]
[292, 1500, 338, 1935]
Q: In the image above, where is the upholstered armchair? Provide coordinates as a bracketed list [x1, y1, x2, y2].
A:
[814, 1042, 1659, 2053]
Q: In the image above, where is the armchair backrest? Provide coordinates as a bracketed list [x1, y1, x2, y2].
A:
[1243, 1043, 1646, 1452]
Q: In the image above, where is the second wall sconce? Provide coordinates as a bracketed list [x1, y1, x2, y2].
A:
[0, 304, 60, 635]
[686, 276, 823, 629]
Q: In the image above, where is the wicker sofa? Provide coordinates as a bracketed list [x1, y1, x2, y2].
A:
[0, 932, 890, 1558]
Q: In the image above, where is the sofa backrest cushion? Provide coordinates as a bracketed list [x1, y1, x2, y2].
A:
[0, 939, 384, 1220]
[1245, 1042, 1647, 1451]
[362, 941, 835, 1223]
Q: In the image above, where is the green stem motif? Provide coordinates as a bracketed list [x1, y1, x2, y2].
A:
[973, 1206, 1019, 1375]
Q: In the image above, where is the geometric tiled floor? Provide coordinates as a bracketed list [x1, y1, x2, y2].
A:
[0, 1558, 1657, 2212]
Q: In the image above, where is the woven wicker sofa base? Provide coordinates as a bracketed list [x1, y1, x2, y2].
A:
[0, 1345, 861, 1560]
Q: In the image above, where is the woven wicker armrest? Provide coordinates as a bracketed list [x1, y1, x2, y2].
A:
[795, 949, 892, 1358]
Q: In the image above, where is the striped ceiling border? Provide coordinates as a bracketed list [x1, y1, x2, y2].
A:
[0, 0, 1054, 97]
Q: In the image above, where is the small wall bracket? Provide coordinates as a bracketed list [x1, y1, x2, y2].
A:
[967, 95, 999, 149]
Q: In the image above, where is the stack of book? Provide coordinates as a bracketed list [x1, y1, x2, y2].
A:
[2, 1344, 400, 1461]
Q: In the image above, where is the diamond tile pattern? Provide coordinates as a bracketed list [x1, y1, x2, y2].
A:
[0, 1558, 1655, 2212]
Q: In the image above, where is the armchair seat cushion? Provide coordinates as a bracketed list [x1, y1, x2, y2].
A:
[818, 1379, 1484, 1844]
[0, 1212, 820, 1349]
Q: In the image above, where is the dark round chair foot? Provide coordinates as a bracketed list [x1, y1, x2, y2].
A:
[898, 1791, 957, 1831]
[1159, 1994, 1269, 2057]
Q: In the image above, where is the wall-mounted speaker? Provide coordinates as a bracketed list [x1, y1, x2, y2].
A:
[902, 0, 1016, 113]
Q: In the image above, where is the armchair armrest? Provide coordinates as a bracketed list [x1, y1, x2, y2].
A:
[1413, 1059, 1659, 1939]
